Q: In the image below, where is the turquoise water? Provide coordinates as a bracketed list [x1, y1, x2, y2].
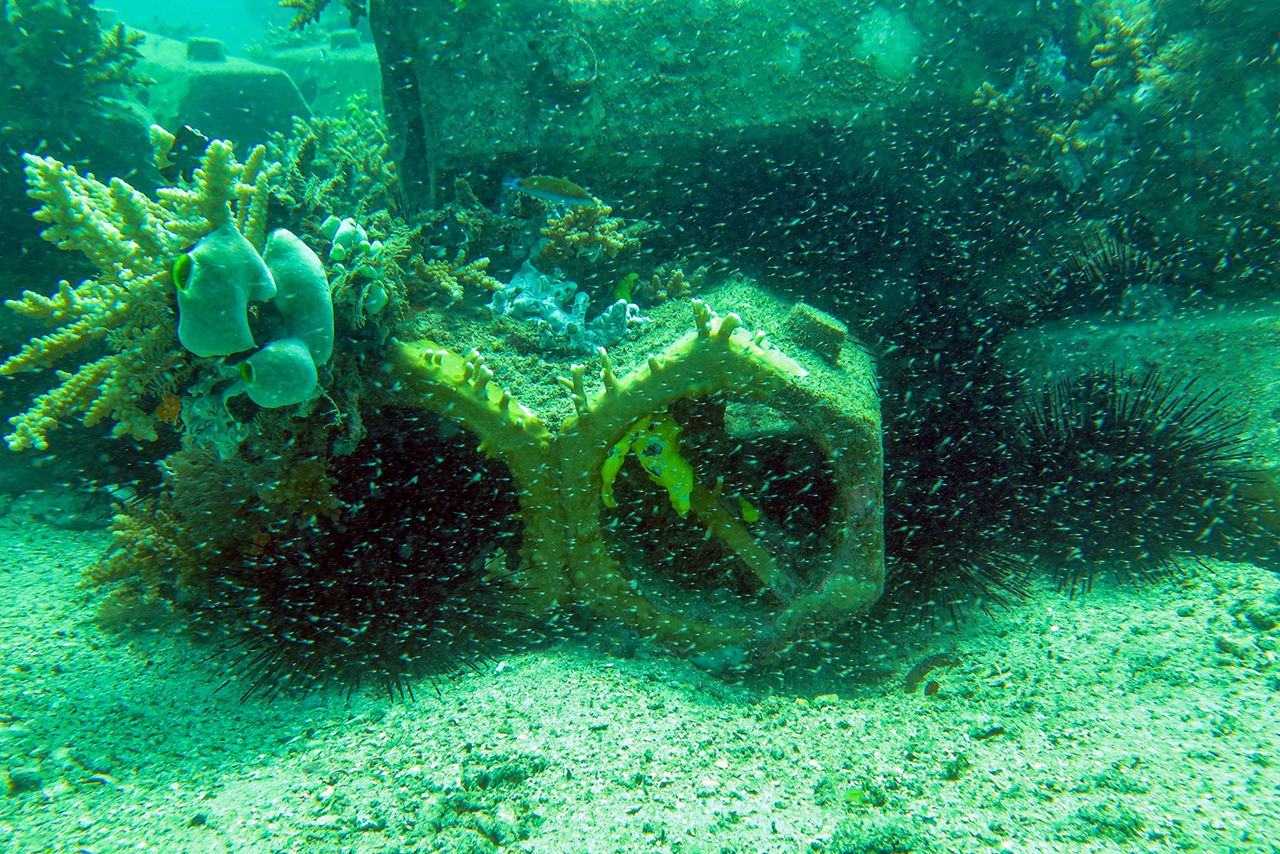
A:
[1, 1, 1278, 850]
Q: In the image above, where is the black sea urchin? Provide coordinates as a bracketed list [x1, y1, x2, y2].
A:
[875, 289, 1032, 624]
[212, 410, 521, 700]
[1015, 368, 1270, 591]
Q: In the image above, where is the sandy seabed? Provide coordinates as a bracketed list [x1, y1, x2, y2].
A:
[0, 509, 1277, 854]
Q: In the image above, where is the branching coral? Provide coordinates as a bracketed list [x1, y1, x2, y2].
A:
[972, 43, 1123, 194]
[1, 133, 275, 450]
[280, 0, 368, 30]
[268, 96, 401, 227]
[635, 262, 708, 306]
[0, 0, 150, 110]
[86, 437, 343, 628]
[88, 499, 200, 626]
[412, 251, 503, 303]
[535, 201, 651, 267]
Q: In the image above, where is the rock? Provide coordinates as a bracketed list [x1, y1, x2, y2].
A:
[136, 32, 310, 151]
[5, 766, 42, 795]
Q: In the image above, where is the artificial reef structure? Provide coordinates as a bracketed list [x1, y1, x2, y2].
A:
[1, 114, 884, 690]
[5, 0, 1280, 697]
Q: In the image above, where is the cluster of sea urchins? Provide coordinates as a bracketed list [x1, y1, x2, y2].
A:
[211, 411, 521, 700]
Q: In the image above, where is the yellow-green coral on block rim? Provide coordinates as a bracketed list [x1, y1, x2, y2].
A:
[382, 285, 885, 660]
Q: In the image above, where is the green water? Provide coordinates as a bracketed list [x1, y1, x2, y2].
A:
[1, 1, 1278, 850]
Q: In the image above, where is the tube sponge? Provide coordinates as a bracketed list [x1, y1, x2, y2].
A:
[240, 338, 319, 408]
[263, 228, 334, 364]
[174, 222, 276, 357]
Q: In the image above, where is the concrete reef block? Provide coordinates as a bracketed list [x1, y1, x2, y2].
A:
[368, 0, 941, 206]
[781, 302, 848, 365]
[329, 29, 361, 51]
[186, 37, 226, 63]
[137, 32, 310, 150]
[269, 39, 380, 116]
[385, 279, 884, 660]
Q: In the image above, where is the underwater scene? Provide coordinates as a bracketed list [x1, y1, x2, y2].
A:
[1, 0, 1278, 850]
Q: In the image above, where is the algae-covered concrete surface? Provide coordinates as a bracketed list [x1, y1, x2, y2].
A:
[378, 0, 992, 204]
[2, 509, 1277, 852]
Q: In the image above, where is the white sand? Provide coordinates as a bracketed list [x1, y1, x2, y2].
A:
[1, 513, 1277, 853]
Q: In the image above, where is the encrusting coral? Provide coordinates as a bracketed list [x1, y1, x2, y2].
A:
[0, 130, 275, 450]
[384, 290, 884, 659]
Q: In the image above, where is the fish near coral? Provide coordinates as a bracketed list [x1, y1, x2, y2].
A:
[504, 175, 597, 207]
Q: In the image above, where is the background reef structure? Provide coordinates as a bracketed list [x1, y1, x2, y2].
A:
[6, 0, 1280, 697]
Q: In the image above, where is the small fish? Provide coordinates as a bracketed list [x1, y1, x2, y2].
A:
[158, 124, 211, 183]
[503, 175, 597, 207]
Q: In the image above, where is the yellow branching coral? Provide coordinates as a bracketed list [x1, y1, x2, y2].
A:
[269, 96, 398, 223]
[88, 500, 199, 617]
[1088, 7, 1153, 72]
[636, 262, 707, 305]
[412, 251, 502, 302]
[1, 134, 275, 451]
[536, 202, 649, 266]
[279, 0, 367, 30]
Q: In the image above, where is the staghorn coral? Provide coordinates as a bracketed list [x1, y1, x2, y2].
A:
[972, 42, 1122, 194]
[1, 133, 275, 451]
[280, 0, 367, 30]
[411, 250, 502, 303]
[1083, 1, 1156, 75]
[268, 96, 400, 231]
[635, 262, 708, 306]
[86, 22, 151, 87]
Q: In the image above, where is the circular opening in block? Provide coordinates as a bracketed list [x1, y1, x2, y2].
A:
[601, 393, 842, 631]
